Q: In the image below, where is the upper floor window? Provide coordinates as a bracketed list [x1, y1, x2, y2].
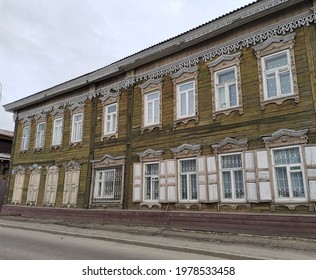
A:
[71, 113, 83, 143]
[262, 50, 293, 100]
[177, 80, 195, 119]
[272, 146, 305, 200]
[144, 91, 160, 127]
[178, 158, 197, 202]
[144, 162, 159, 201]
[104, 103, 117, 135]
[220, 153, 244, 200]
[21, 126, 30, 151]
[35, 122, 45, 148]
[52, 118, 63, 146]
[253, 34, 298, 110]
[215, 66, 238, 111]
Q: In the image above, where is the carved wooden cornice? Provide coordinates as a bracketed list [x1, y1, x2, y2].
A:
[91, 154, 126, 168]
[137, 149, 164, 162]
[171, 143, 201, 158]
[65, 160, 81, 170]
[28, 164, 42, 173]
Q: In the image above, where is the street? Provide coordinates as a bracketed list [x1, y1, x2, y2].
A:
[0, 226, 218, 260]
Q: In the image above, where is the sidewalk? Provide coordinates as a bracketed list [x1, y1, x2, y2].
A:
[0, 215, 316, 260]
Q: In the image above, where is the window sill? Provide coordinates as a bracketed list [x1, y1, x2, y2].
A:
[260, 94, 299, 110]
[174, 116, 199, 129]
[141, 124, 162, 134]
[101, 133, 118, 141]
[213, 106, 243, 120]
[140, 202, 161, 209]
[69, 141, 83, 148]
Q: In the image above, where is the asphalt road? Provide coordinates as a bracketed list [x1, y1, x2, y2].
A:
[0, 226, 219, 260]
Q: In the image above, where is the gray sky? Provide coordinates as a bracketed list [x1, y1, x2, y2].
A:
[0, 0, 253, 131]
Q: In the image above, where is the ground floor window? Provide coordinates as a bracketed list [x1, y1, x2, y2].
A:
[93, 166, 123, 202]
[144, 163, 159, 201]
[179, 159, 197, 201]
[273, 146, 305, 200]
[220, 153, 244, 200]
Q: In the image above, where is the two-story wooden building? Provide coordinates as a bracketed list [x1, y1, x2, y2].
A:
[3, 0, 316, 215]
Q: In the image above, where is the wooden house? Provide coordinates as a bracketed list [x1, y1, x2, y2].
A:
[3, 0, 316, 214]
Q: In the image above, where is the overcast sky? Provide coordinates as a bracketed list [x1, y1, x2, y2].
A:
[0, 0, 254, 131]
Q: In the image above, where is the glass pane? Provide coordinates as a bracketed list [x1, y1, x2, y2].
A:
[218, 87, 226, 109]
[291, 172, 305, 198]
[275, 167, 289, 198]
[145, 177, 151, 200]
[188, 90, 194, 115]
[147, 92, 159, 101]
[154, 99, 159, 123]
[229, 84, 237, 107]
[280, 71, 291, 95]
[152, 178, 159, 200]
[190, 174, 197, 200]
[74, 114, 82, 122]
[266, 73, 277, 98]
[265, 53, 288, 70]
[180, 93, 187, 116]
[218, 69, 235, 84]
[38, 123, 45, 131]
[274, 147, 301, 165]
[107, 104, 117, 113]
[179, 82, 193, 92]
[234, 170, 244, 199]
[181, 160, 196, 172]
[222, 171, 232, 199]
[221, 154, 242, 169]
[145, 163, 158, 175]
[180, 175, 188, 200]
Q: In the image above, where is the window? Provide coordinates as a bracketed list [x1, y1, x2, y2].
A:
[52, 118, 63, 146]
[215, 66, 238, 110]
[71, 113, 83, 142]
[104, 103, 117, 135]
[93, 166, 123, 202]
[177, 81, 195, 119]
[144, 163, 159, 201]
[179, 159, 197, 201]
[272, 146, 305, 200]
[220, 153, 244, 200]
[35, 122, 45, 148]
[21, 126, 30, 151]
[144, 91, 160, 126]
[262, 50, 293, 100]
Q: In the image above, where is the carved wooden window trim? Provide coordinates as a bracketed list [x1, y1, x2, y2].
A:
[62, 161, 81, 207]
[253, 34, 298, 110]
[171, 143, 201, 159]
[139, 79, 163, 134]
[12, 166, 26, 204]
[90, 154, 125, 205]
[69, 102, 85, 147]
[26, 164, 42, 206]
[43, 165, 60, 207]
[211, 137, 248, 154]
[262, 128, 308, 148]
[100, 91, 120, 141]
[171, 66, 199, 128]
[34, 114, 47, 152]
[51, 108, 64, 150]
[207, 52, 243, 119]
[20, 118, 31, 153]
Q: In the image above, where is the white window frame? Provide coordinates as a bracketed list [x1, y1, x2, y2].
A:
[104, 103, 117, 136]
[176, 80, 196, 120]
[71, 113, 83, 143]
[35, 122, 45, 148]
[144, 91, 160, 127]
[52, 118, 63, 146]
[94, 169, 116, 199]
[178, 158, 198, 202]
[143, 162, 159, 202]
[272, 145, 306, 202]
[262, 49, 294, 101]
[219, 153, 245, 202]
[215, 66, 239, 111]
[21, 126, 30, 151]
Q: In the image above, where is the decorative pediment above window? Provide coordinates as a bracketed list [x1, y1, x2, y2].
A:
[13, 165, 26, 174]
[20, 117, 31, 126]
[171, 143, 201, 158]
[137, 149, 164, 162]
[91, 154, 126, 169]
[46, 165, 60, 173]
[139, 78, 163, 91]
[170, 66, 199, 81]
[252, 34, 295, 54]
[51, 108, 65, 119]
[207, 52, 242, 69]
[65, 160, 81, 171]
[69, 102, 85, 114]
[34, 113, 47, 123]
[262, 128, 308, 148]
[211, 137, 248, 153]
[99, 90, 120, 105]
[28, 164, 42, 173]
